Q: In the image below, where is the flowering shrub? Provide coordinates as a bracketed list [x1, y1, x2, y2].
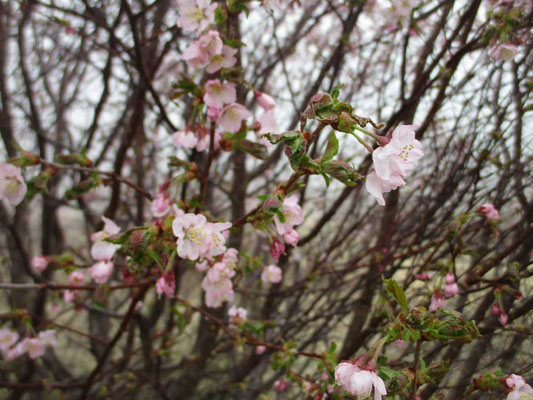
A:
[0, 0, 531, 399]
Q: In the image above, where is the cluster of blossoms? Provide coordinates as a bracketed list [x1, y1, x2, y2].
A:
[365, 125, 423, 206]
[0, 163, 27, 206]
[176, 0, 217, 34]
[183, 30, 237, 74]
[199, 249, 238, 307]
[88, 217, 121, 284]
[429, 271, 458, 312]
[0, 327, 56, 361]
[335, 361, 387, 400]
[504, 374, 533, 400]
[269, 195, 304, 260]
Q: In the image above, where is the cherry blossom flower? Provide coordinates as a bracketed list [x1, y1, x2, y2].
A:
[415, 272, 429, 281]
[31, 256, 50, 271]
[335, 362, 387, 400]
[151, 192, 171, 218]
[274, 195, 304, 236]
[444, 282, 459, 298]
[90, 217, 121, 261]
[89, 261, 114, 284]
[261, 264, 282, 284]
[283, 229, 299, 246]
[429, 292, 445, 311]
[274, 379, 288, 392]
[270, 238, 285, 261]
[172, 129, 199, 149]
[182, 30, 223, 69]
[0, 328, 19, 353]
[63, 289, 79, 303]
[222, 248, 238, 269]
[204, 221, 232, 258]
[505, 374, 533, 400]
[176, 0, 217, 34]
[365, 171, 406, 206]
[22, 337, 45, 359]
[203, 79, 236, 109]
[173, 212, 209, 260]
[255, 345, 266, 355]
[445, 271, 455, 284]
[228, 305, 247, 326]
[499, 311, 509, 326]
[490, 43, 517, 62]
[156, 270, 176, 298]
[255, 91, 276, 110]
[477, 203, 500, 221]
[206, 45, 238, 73]
[201, 262, 235, 307]
[5, 341, 26, 361]
[217, 103, 251, 133]
[0, 163, 27, 206]
[257, 110, 278, 137]
[69, 270, 85, 286]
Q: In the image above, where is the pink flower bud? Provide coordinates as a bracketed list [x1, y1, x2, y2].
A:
[269, 238, 285, 261]
[498, 311, 508, 326]
[89, 261, 114, 284]
[429, 292, 445, 311]
[31, 256, 50, 271]
[444, 283, 459, 298]
[415, 273, 429, 281]
[283, 229, 299, 246]
[445, 271, 455, 284]
[255, 345, 266, 355]
[492, 304, 500, 315]
[255, 91, 276, 110]
[155, 270, 175, 298]
[273, 379, 288, 392]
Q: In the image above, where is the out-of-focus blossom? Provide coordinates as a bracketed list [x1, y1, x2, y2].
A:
[490, 43, 517, 62]
[5, 341, 26, 361]
[38, 330, 57, 347]
[365, 171, 406, 206]
[201, 262, 235, 307]
[274, 195, 304, 236]
[283, 229, 299, 246]
[228, 305, 247, 326]
[0, 163, 27, 206]
[415, 272, 429, 281]
[261, 264, 282, 284]
[217, 103, 251, 133]
[445, 271, 455, 285]
[206, 45, 238, 73]
[63, 289, 80, 303]
[69, 270, 85, 286]
[274, 379, 288, 392]
[270, 237, 285, 261]
[499, 311, 509, 326]
[263, 0, 281, 13]
[182, 30, 222, 69]
[176, 0, 217, 34]
[492, 304, 500, 315]
[89, 261, 114, 284]
[444, 282, 459, 298]
[156, 270, 176, 298]
[429, 292, 445, 311]
[31, 256, 50, 271]
[257, 110, 278, 137]
[204, 79, 236, 109]
[335, 362, 387, 399]
[255, 91, 276, 110]
[151, 192, 171, 218]
[477, 203, 500, 221]
[22, 338, 45, 359]
[172, 129, 199, 149]
[0, 328, 19, 353]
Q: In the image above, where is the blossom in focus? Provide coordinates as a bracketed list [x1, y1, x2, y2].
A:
[31, 256, 50, 271]
[0, 163, 27, 206]
[69, 270, 85, 286]
[274, 195, 304, 236]
[490, 43, 517, 62]
[156, 270, 176, 298]
[334, 362, 387, 400]
[477, 203, 500, 221]
[172, 129, 199, 149]
[90, 217, 121, 261]
[176, 0, 217, 34]
[204, 79, 236, 109]
[182, 30, 223, 69]
[505, 374, 533, 400]
[429, 292, 445, 312]
[89, 261, 114, 284]
[255, 91, 276, 110]
[217, 103, 251, 133]
[151, 192, 171, 218]
[365, 125, 423, 206]
[261, 264, 282, 284]
[173, 212, 209, 260]
[228, 305, 247, 326]
[0, 328, 19, 353]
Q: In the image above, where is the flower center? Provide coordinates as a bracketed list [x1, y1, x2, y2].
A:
[186, 226, 205, 245]
[398, 144, 415, 162]
[4, 179, 19, 196]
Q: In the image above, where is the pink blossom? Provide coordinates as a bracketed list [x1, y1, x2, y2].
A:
[270, 238, 285, 261]
[195, 126, 221, 151]
[0, 163, 27, 206]
[204, 79, 236, 109]
[176, 0, 217, 34]
[0, 328, 19, 353]
[261, 264, 282, 284]
[499, 311, 509, 326]
[490, 43, 518, 62]
[477, 203, 500, 221]
[257, 110, 278, 137]
[222, 248, 239, 269]
[207, 106, 222, 121]
[31, 256, 50, 271]
[182, 30, 223, 69]
[335, 362, 387, 399]
[173, 212, 209, 260]
[201, 262, 235, 307]
[445, 271, 455, 284]
[274, 195, 304, 236]
[204, 221, 232, 258]
[415, 272, 429, 281]
[89, 261, 114, 284]
[172, 129, 199, 149]
[283, 229, 299, 246]
[228, 305, 247, 326]
[274, 379, 288, 392]
[429, 292, 445, 311]
[255, 91, 276, 110]
[217, 103, 251, 133]
[365, 171, 406, 206]
[5, 341, 26, 360]
[505, 374, 533, 400]
[206, 45, 237, 73]
[444, 282, 459, 298]
[90, 217, 121, 261]
[255, 345, 266, 355]
[63, 289, 79, 303]
[69, 270, 85, 286]
[195, 259, 210, 272]
[151, 192, 171, 218]
[22, 338, 45, 359]
[492, 304, 500, 315]
[156, 270, 176, 298]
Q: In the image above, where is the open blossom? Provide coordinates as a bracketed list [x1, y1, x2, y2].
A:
[183, 30, 223, 69]
[176, 0, 217, 34]
[89, 261, 114, 284]
[490, 43, 517, 62]
[228, 305, 247, 326]
[5, 341, 26, 360]
[206, 45, 237, 73]
[201, 262, 235, 307]
[444, 282, 459, 298]
[69, 270, 85, 286]
[156, 270, 175, 298]
[261, 264, 282, 284]
[0, 163, 27, 206]
[255, 91, 276, 110]
[274, 195, 304, 236]
[22, 338, 45, 359]
[91, 217, 121, 261]
[204, 79, 236, 109]
[335, 362, 387, 400]
[217, 103, 251, 133]
[173, 129, 199, 149]
[257, 110, 278, 137]
[0, 328, 19, 353]
[429, 292, 445, 311]
[477, 203, 500, 221]
[151, 192, 171, 218]
[31, 255, 50, 271]
[366, 125, 423, 206]
[505, 374, 533, 400]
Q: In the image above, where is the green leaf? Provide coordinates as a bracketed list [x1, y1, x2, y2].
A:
[331, 85, 342, 101]
[384, 278, 409, 312]
[322, 132, 339, 164]
[322, 160, 362, 186]
[235, 139, 268, 160]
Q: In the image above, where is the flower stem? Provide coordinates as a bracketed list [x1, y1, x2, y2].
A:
[410, 340, 423, 399]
